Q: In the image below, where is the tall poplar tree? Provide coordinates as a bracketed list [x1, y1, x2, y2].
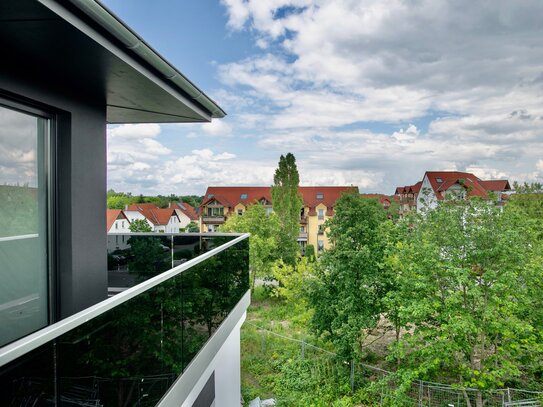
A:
[271, 153, 303, 265]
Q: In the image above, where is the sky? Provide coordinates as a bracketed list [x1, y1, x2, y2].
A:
[103, 0, 543, 196]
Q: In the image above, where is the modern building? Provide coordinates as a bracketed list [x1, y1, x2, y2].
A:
[0, 1, 249, 406]
[200, 186, 358, 252]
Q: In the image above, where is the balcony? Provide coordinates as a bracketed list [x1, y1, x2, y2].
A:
[202, 216, 226, 224]
[0, 233, 249, 406]
[299, 215, 308, 224]
[298, 232, 308, 241]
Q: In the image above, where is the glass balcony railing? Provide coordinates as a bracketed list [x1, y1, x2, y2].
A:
[0, 233, 249, 406]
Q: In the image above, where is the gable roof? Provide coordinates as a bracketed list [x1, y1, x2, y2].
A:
[172, 201, 199, 221]
[201, 187, 272, 209]
[126, 203, 179, 225]
[423, 171, 510, 200]
[106, 209, 128, 231]
[201, 186, 358, 211]
[395, 181, 422, 195]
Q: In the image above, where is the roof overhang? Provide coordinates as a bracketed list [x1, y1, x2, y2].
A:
[0, 0, 225, 123]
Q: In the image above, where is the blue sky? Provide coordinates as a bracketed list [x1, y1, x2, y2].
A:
[103, 0, 543, 195]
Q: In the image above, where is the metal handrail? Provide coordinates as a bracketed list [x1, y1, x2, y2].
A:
[0, 232, 249, 367]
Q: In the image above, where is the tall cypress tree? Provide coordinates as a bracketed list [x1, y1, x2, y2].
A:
[271, 153, 303, 265]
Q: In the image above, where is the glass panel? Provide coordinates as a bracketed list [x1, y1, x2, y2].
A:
[0, 104, 49, 347]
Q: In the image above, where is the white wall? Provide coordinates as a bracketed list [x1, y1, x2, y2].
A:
[181, 313, 245, 407]
[108, 218, 131, 234]
[417, 175, 438, 212]
[124, 210, 154, 229]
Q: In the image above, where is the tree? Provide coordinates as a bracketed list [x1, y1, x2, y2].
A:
[386, 199, 543, 406]
[129, 218, 152, 232]
[308, 192, 389, 361]
[221, 203, 281, 291]
[271, 153, 303, 265]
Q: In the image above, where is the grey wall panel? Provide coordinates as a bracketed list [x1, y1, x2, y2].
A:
[0, 51, 108, 318]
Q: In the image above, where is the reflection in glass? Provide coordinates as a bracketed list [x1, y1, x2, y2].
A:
[0, 104, 49, 346]
[1, 237, 249, 406]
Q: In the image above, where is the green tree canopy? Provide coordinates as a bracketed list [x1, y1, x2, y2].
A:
[386, 199, 543, 404]
[271, 153, 303, 265]
[308, 192, 389, 361]
[221, 203, 281, 290]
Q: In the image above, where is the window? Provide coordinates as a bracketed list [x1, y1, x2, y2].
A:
[317, 240, 324, 251]
[0, 101, 52, 346]
[237, 209, 243, 216]
[266, 207, 273, 215]
[318, 225, 325, 235]
[115, 222, 118, 229]
[207, 193, 214, 198]
[300, 226, 305, 232]
[207, 207, 224, 217]
[436, 177, 443, 183]
[240, 193, 248, 200]
[318, 208, 325, 220]
[316, 192, 324, 199]
[121, 221, 125, 228]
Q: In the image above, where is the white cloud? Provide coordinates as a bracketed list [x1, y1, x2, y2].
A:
[109, 123, 161, 139]
[201, 120, 233, 137]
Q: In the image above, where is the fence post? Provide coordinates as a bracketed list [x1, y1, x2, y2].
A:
[350, 360, 355, 393]
[507, 387, 511, 403]
[418, 380, 423, 407]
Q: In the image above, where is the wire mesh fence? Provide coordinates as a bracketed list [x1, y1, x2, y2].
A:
[243, 321, 543, 407]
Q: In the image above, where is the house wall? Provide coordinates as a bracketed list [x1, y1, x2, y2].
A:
[124, 210, 154, 230]
[1, 49, 108, 318]
[174, 209, 191, 229]
[307, 203, 331, 252]
[417, 176, 437, 212]
[165, 216, 180, 233]
[108, 218, 131, 234]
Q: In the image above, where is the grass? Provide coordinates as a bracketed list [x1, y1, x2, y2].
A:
[240, 287, 372, 406]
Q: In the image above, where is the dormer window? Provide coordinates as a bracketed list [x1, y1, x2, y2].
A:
[316, 192, 324, 200]
[240, 193, 248, 200]
[207, 193, 214, 198]
[436, 177, 443, 183]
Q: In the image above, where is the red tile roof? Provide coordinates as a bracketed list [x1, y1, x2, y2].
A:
[201, 186, 357, 211]
[395, 181, 422, 195]
[172, 201, 199, 221]
[106, 209, 128, 231]
[127, 203, 179, 226]
[424, 171, 510, 200]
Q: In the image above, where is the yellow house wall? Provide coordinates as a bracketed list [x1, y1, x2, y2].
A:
[234, 203, 246, 215]
[199, 202, 232, 232]
[306, 203, 331, 253]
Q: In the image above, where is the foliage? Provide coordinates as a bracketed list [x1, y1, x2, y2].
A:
[304, 244, 316, 261]
[386, 198, 543, 404]
[107, 189, 135, 209]
[271, 153, 303, 265]
[308, 192, 390, 361]
[183, 221, 200, 232]
[222, 203, 281, 290]
[512, 181, 543, 193]
[128, 218, 152, 232]
[271, 256, 315, 315]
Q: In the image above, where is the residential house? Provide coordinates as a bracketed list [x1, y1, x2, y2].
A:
[106, 209, 130, 251]
[126, 203, 181, 233]
[394, 181, 422, 216]
[416, 171, 511, 212]
[106, 209, 131, 234]
[0, 1, 247, 406]
[200, 186, 358, 253]
[170, 201, 200, 230]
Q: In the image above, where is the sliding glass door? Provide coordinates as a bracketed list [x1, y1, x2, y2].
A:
[0, 101, 51, 347]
